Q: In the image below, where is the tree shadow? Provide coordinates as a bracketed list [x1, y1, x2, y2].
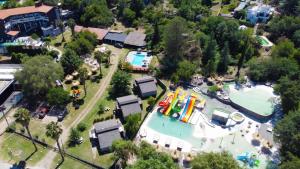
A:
[54, 158, 64, 169]
[10, 160, 26, 169]
[24, 148, 38, 162]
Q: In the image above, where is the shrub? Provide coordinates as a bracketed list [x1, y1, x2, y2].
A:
[77, 123, 87, 132]
[97, 103, 105, 115]
[6, 122, 16, 132]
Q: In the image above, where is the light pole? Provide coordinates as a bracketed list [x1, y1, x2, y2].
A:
[0, 106, 9, 127]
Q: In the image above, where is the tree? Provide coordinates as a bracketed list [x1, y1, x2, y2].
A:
[78, 67, 88, 97]
[123, 8, 136, 25]
[112, 140, 138, 162]
[217, 41, 230, 74]
[97, 103, 105, 115]
[280, 155, 300, 169]
[47, 88, 70, 107]
[202, 0, 212, 6]
[15, 55, 64, 101]
[67, 31, 97, 55]
[94, 51, 103, 76]
[292, 30, 300, 47]
[147, 97, 156, 108]
[124, 113, 141, 139]
[281, 0, 300, 16]
[14, 108, 37, 151]
[176, 60, 197, 81]
[272, 39, 296, 58]
[163, 17, 188, 70]
[68, 128, 80, 146]
[130, 0, 145, 17]
[11, 52, 29, 64]
[67, 18, 76, 36]
[274, 108, 300, 159]
[269, 16, 300, 40]
[61, 48, 83, 74]
[202, 37, 219, 65]
[46, 122, 64, 161]
[109, 71, 132, 98]
[2, 0, 17, 9]
[57, 20, 65, 43]
[274, 77, 300, 113]
[151, 22, 160, 49]
[191, 151, 241, 169]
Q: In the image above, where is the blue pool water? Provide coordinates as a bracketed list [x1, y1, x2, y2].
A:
[146, 111, 203, 149]
[131, 54, 146, 66]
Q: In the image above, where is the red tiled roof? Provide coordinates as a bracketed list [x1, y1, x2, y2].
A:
[74, 25, 108, 40]
[6, 31, 20, 36]
[0, 5, 54, 20]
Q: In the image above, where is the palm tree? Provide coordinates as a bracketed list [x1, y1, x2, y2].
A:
[67, 18, 76, 37]
[57, 20, 65, 43]
[78, 67, 88, 98]
[94, 51, 102, 76]
[14, 108, 37, 150]
[106, 50, 112, 65]
[46, 122, 64, 161]
[44, 37, 51, 48]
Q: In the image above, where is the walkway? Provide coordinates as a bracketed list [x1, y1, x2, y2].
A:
[36, 47, 122, 169]
[47, 46, 63, 61]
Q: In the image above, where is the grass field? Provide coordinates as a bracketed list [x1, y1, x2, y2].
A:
[0, 133, 49, 166]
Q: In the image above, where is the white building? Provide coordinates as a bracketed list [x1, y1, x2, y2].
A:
[246, 5, 274, 24]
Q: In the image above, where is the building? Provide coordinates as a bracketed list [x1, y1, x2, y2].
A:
[103, 32, 127, 46]
[124, 31, 146, 48]
[246, 5, 274, 24]
[211, 110, 229, 125]
[0, 64, 23, 117]
[74, 25, 108, 43]
[115, 95, 142, 119]
[0, 2, 60, 42]
[134, 76, 157, 98]
[94, 119, 123, 153]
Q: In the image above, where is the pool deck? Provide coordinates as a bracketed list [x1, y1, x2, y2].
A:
[125, 51, 152, 71]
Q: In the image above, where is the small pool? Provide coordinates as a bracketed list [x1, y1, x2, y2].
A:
[146, 111, 203, 149]
[126, 51, 152, 69]
[228, 84, 276, 117]
[256, 36, 273, 47]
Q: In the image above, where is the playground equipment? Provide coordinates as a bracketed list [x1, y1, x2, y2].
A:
[164, 88, 181, 115]
[71, 89, 81, 98]
[237, 152, 260, 168]
[159, 93, 174, 113]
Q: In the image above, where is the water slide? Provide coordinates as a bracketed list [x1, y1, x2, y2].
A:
[181, 97, 196, 122]
[159, 93, 174, 113]
[179, 96, 191, 120]
[164, 88, 181, 115]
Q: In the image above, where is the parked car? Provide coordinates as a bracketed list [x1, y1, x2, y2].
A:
[115, 43, 123, 48]
[38, 107, 49, 119]
[57, 109, 67, 121]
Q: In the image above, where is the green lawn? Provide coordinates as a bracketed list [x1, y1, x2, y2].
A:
[0, 133, 49, 165]
[221, 0, 238, 14]
[51, 155, 92, 169]
[50, 28, 72, 51]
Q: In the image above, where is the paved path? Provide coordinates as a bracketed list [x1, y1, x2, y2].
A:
[48, 46, 63, 61]
[36, 47, 122, 169]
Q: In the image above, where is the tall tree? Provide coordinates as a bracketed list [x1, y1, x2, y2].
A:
[176, 60, 197, 81]
[78, 67, 88, 97]
[94, 51, 103, 76]
[47, 88, 71, 107]
[14, 108, 37, 151]
[163, 17, 188, 69]
[274, 107, 300, 159]
[124, 114, 141, 139]
[61, 48, 83, 74]
[57, 20, 65, 43]
[46, 122, 64, 161]
[192, 151, 241, 169]
[15, 55, 64, 101]
[218, 41, 230, 74]
[202, 37, 218, 65]
[109, 71, 132, 98]
[281, 0, 300, 16]
[151, 21, 160, 49]
[280, 155, 300, 169]
[272, 39, 296, 58]
[67, 18, 76, 36]
[130, 0, 145, 17]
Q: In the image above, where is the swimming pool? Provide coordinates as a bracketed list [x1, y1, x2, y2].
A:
[228, 84, 276, 117]
[126, 51, 152, 69]
[146, 111, 204, 149]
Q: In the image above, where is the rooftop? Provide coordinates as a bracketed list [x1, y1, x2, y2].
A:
[74, 25, 109, 40]
[0, 80, 14, 95]
[0, 64, 22, 80]
[97, 129, 122, 150]
[135, 76, 157, 94]
[6, 31, 20, 36]
[0, 5, 54, 20]
[104, 32, 127, 43]
[124, 31, 146, 47]
[94, 119, 121, 134]
[116, 95, 139, 105]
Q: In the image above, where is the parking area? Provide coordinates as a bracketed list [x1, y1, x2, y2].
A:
[33, 102, 67, 123]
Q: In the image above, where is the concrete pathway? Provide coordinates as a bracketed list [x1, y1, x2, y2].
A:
[36, 47, 122, 169]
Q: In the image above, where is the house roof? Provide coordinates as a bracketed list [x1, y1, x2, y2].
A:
[74, 25, 108, 40]
[120, 103, 142, 117]
[124, 31, 146, 47]
[135, 76, 157, 94]
[6, 31, 20, 36]
[97, 130, 122, 150]
[0, 5, 54, 19]
[116, 95, 139, 105]
[104, 32, 127, 43]
[94, 119, 121, 134]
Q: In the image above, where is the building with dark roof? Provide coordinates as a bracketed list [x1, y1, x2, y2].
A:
[0, 2, 60, 42]
[124, 31, 146, 48]
[134, 76, 157, 98]
[115, 95, 142, 119]
[74, 25, 108, 42]
[94, 119, 123, 152]
[103, 32, 127, 46]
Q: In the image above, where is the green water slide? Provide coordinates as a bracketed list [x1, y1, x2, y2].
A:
[171, 99, 181, 113]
